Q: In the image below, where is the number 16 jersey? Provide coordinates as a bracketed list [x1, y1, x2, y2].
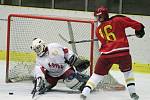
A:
[95, 15, 143, 57]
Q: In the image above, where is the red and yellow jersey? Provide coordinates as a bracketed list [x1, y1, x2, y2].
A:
[96, 15, 143, 57]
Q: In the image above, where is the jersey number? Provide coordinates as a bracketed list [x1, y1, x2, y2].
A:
[99, 25, 116, 42]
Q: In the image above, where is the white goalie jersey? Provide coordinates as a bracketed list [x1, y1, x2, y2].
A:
[33, 43, 74, 78]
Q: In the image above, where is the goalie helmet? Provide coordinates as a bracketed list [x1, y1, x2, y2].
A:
[31, 38, 47, 57]
[94, 6, 109, 22]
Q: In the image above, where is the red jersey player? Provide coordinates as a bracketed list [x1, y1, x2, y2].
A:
[81, 6, 145, 100]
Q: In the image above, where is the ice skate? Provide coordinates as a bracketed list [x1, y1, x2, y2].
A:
[130, 93, 139, 100]
[80, 94, 87, 100]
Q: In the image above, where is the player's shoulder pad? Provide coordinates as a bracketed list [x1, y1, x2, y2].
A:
[109, 15, 126, 20]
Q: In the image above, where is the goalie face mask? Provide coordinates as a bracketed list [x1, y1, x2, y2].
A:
[31, 38, 47, 57]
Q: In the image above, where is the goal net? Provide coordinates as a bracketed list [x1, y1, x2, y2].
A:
[6, 14, 125, 90]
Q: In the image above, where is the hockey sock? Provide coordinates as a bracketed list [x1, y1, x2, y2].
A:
[123, 70, 136, 94]
[82, 73, 104, 96]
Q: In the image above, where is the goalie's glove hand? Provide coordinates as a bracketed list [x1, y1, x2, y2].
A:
[74, 59, 90, 72]
[67, 54, 78, 66]
[32, 77, 46, 94]
[135, 24, 145, 38]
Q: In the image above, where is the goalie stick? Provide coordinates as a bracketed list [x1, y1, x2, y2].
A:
[32, 86, 80, 99]
[48, 89, 80, 94]
[59, 34, 135, 44]
[32, 80, 38, 99]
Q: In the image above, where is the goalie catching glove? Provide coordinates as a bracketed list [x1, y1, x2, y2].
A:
[135, 24, 145, 38]
[74, 57, 90, 72]
[66, 54, 90, 72]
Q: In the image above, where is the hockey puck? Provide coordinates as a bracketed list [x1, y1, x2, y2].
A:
[9, 92, 14, 95]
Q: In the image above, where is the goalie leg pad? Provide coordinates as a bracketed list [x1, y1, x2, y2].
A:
[64, 73, 90, 91]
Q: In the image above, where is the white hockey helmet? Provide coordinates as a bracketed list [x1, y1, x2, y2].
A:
[31, 38, 47, 57]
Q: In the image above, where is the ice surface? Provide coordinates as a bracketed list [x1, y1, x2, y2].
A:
[0, 61, 150, 100]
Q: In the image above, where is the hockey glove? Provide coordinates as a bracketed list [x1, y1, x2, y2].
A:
[135, 24, 145, 38]
[65, 55, 90, 72]
[67, 54, 78, 66]
[74, 58, 90, 72]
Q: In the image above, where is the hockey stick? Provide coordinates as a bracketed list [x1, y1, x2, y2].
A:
[127, 34, 136, 37]
[59, 34, 135, 44]
[59, 33, 98, 44]
[32, 80, 37, 99]
[31, 80, 43, 99]
[48, 89, 80, 94]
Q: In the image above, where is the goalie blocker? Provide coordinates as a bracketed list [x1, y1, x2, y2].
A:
[66, 54, 90, 72]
